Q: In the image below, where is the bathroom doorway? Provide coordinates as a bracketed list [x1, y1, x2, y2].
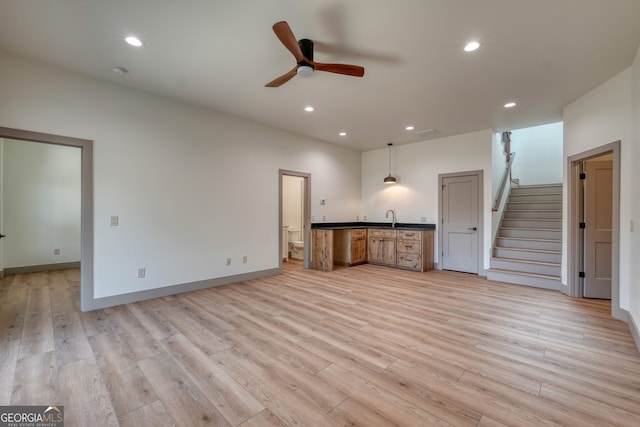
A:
[279, 170, 311, 269]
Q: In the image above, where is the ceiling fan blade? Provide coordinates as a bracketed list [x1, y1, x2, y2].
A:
[265, 67, 298, 87]
[313, 62, 365, 77]
[272, 21, 306, 63]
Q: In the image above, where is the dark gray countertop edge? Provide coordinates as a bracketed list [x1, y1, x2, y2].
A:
[311, 222, 436, 230]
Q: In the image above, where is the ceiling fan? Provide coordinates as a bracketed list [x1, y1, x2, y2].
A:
[265, 21, 365, 87]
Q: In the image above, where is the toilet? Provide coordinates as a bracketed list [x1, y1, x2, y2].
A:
[287, 228, 304, 259]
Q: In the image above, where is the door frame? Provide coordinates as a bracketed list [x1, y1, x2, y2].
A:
[567, 140, 621, 319]
[0, 126, 94, 311]
[438, 169, 484, 274]
[279, 170, 311, 269]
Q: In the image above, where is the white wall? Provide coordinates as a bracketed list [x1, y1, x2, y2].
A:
[630, 46, 640, 333]
[2, 139, 81, 268]
[361, 129, 493, 268]
[563, 68, 633, 310]
[282, 175, 303, 239]
[0, 50, 361, 299]
[510, 122, 563, 185]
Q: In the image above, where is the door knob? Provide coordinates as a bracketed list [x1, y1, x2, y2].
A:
[468, 227, 477, 231]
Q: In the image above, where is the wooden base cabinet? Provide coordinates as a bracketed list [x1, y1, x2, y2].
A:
[396, 229, 434, 272]
[312, 227, 434, 273]
[311, 229, 333, 271]
[368, 229, 397, 265]
[334, 228, 367, 266]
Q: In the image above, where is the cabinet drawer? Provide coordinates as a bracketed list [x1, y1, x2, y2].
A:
[397, 253, 421, 269]
[369, 229, 396, 239]
[351, 229, 367, 239]
[397, 240, 421, 254]
[397, 230, 422, 240]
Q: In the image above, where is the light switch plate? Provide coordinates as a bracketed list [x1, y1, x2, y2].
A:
[110, 216, 119, 226]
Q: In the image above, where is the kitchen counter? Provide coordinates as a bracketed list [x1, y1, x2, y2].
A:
[311, 223, 435, 272]
[311, 222, 435, 231]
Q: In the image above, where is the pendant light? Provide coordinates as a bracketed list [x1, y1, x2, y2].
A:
[383, 142, 397, 184]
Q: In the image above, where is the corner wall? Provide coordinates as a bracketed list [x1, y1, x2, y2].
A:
[0, 50, 361, 303]
[361, 129, 493, 269]
[563, 68, 633, 311]
[630, 45, 640, 343]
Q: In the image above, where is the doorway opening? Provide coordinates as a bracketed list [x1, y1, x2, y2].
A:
[0, 127, 94, 311]
[279, 170, 311, 270]
[567, 141, 621, 318]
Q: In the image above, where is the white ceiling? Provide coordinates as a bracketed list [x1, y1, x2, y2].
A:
[1, 0, 640, 151]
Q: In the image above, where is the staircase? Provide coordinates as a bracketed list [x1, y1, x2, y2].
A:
[488, 184, 562, 290]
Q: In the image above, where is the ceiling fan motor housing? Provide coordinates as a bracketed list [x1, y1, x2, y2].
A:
[297, 39, 315, 76]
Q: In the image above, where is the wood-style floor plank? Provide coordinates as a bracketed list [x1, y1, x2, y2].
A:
[1, 264, 639, 427]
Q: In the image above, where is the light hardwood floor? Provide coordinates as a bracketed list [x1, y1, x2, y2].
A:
[1, 262, 639, 426]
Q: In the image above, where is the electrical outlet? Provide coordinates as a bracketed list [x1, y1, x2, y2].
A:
[320, 198, 326, 205]
[363, 215, 367, 221]
[322, 215, 326, 221]
[242, 255, 248, 264]
[137, 268, 146, 278]
[226, 258, 232, 266]
[110, 216, 119, 226]
[53, 248, 61, 255]
[421, 217, 427, 223]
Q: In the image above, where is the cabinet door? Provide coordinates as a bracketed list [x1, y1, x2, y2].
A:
[351, 238, 367, 264]
[368, 238, 382, 263]
[381, 240, 397, 264]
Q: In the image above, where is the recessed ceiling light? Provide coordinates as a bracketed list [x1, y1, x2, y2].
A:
[304, 106, 314, 112]
[504, 102, 517, 108]
[464, 41, 480, 52]
[405, 125, 415, 131]
[125, 36, 143, 47]
[339, 132, 347, 136]
[112, 66, 128, 75]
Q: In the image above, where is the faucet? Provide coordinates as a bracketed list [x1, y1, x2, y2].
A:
[385, 209, 396, 228]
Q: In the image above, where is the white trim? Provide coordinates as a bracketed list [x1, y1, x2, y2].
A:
[566, 141, 622, 319]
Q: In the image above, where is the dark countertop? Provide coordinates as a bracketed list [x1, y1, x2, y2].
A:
[311, 222, 436, 231]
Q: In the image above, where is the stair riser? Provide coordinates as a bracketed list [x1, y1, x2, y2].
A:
[501, 219, 562, 229]
[507, 202, 562, 211]
[511, 185, 563, 195]
[504, 210, 562, 220]
[496, 238, 562, 251]
[499, 228, 562, 240]
[494, 248, 561, 263]
[509, 194, 562, 202]
[487, 270, 561, 290]
[490, 259, 560, 276]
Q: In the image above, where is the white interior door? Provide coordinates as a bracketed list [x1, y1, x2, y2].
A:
[583, 159, 613, 299]
[441, 174, 479, 274]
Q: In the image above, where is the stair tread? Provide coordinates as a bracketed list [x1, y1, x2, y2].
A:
[503, 218, 562, 222]
[497, 236, 562, 243]
[505, 209, 562, 212]
[494, 246, 561, 254]
[491, 257, 560, 267]
[500, 227, 562, 232]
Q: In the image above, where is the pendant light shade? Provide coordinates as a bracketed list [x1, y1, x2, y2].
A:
[384, 142, 397, 184]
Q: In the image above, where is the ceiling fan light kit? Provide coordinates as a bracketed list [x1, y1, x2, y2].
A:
[265, 21, 365, 87]
[297, 65, 314, 77]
